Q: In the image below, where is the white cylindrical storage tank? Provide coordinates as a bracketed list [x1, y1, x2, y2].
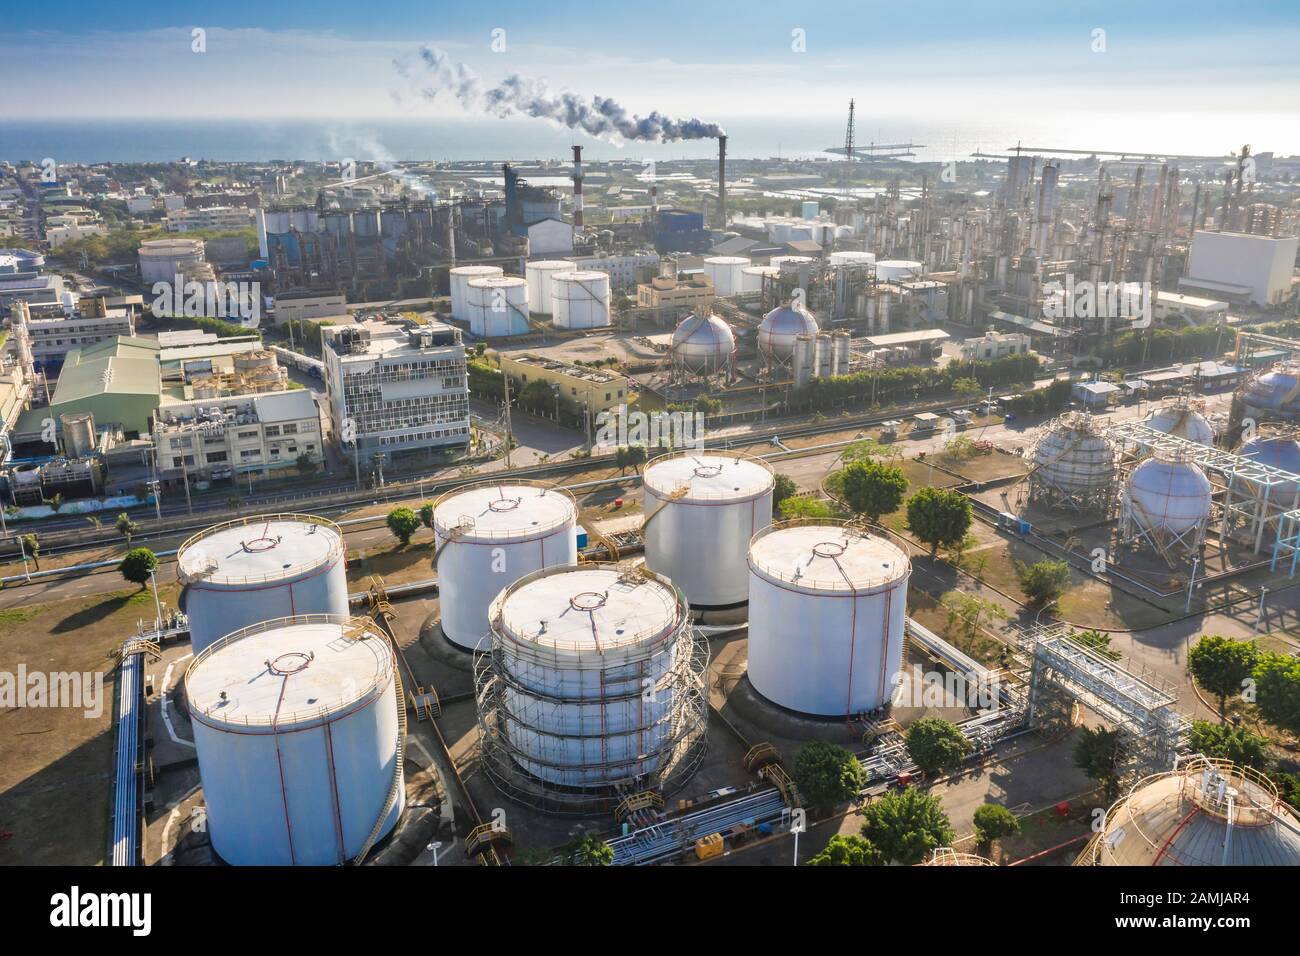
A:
[138, 237, 206, 285]
[449, 264, 503, 322]
[185, 615, 404, 866]
[703, 256, 751, 297]
[524, 259, 575, 316]
[758, 302, 819, 362]
[466, 276, 529, 337]
[829, 250, 877, 268]
[776, 255, 814, 274]
[747, 521, 910, 716]
[875, 259, 923, 282]
[177, 515, 349, 655]
[642, 451, 774, 607]
[550, 270, 611, 329]
[433, 481, 578, 651]
[482, 564, 705, 789]
[740, 265, 780, 294]
[1122, 448, 1213, 542]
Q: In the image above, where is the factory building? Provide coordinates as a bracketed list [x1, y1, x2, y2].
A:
[271, 290, 347, 325]
[1179, 231, 1298, 307]
[11, 298, 136, 368]
[1153, 291, 1229, 326]
[321, 316, 470, 458]
[636, 272, 715, 316]
[153, 389, 322, 482]
[958, 330, 1032, 362]
[497, 353, 628, 417]
[30, 336, 161, 438]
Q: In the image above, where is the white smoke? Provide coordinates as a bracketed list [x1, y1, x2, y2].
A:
[394, 46, 725, 144]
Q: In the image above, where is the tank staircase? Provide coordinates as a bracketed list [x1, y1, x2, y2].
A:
[465, 822, 513, 866]
[351, 584, 407, 866]
[744, 743, 803, 809]
[430, 517, 475, 570]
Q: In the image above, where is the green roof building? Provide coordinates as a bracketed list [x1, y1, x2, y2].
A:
[44, 336, 162, 438]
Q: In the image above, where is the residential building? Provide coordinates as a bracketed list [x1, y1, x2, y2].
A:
[321, 316, 469, 458]
[14, 298, 136, 367]
[44, 208, 109, 248]
[165, 205, 257, 233]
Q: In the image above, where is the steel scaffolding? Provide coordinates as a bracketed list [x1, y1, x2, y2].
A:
[1015, 623, 1190, 782]
[1109, 421, 1300, 555]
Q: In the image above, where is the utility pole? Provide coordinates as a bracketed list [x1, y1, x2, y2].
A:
[148, 568, 164, 632]
[502, 372, 514, 469]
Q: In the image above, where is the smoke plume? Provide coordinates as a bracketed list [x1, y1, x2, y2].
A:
[395, 46, 724, 144]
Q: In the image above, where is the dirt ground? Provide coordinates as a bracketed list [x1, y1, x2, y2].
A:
[0, 582, 183, 865]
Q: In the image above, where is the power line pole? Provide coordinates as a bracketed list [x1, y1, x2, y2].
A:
[502, 370, 514, 469]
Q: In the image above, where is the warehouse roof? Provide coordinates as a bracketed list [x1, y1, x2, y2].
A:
[51, 336, 162, 406]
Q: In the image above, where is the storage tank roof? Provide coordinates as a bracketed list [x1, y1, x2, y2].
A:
[644, 452, 772, 503]
[186, 616, 393, 731]
[433, 482, 575, 541]
[705, 256, 751, 265]
[177, 515, 344, 587]
[496, 566, 680, 653]
[468, 276, 526, 288]
[760, 303, 818, 335]
[450, 265, 503, 276]
[551, 270, 609, 282]
[1239, 435, 1300, 474]
[749, 523, 909, 594]
[526, 259, 576, 269]
[671, 313, 735, 351]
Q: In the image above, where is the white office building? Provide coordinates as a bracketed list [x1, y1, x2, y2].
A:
[321, 317, 470, 459]
[1180, 231, 1298, 307]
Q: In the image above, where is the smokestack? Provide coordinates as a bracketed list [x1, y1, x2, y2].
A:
[650, 182, 658, 217]
[717, 135, 727, 230]
[571, 145, 584, 239]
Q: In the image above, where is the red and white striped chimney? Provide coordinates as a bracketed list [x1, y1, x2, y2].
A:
[571, 145, 584, 239]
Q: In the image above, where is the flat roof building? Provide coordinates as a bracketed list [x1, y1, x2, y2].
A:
[322, 317, 469, 459]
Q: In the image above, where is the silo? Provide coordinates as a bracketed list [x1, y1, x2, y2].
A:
[1027, 411, 1118, 512]
[1120, 447, 1213, 554]
[432, 480, 578, 651]
[642, 451, 774, 608]
[524, 259, 575, 316]
[702, 256, 751, 296]
[476, 564, 708, 806]
[466, 276, 529, 337]
[59, 412, 97, 458]
[759, 302, 819, 364]
[747, 521, 910, 716]
[185, 614, 404, 866]
[874, 259, 923, 282]
[177, 514, 349, 654]
[1143, 397, 1215, 446]
[550, 270, 611, 329]
[793, 333, 817, 388]
[1079, 756, 1300, 865]
[449, 265, 503, 322]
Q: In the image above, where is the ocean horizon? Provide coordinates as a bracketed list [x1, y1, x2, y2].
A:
[4, 112, 1298, 166]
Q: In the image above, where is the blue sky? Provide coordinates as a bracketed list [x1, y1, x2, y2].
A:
[2, 0, 1298, 125]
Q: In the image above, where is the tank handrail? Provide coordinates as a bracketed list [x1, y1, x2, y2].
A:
[430, 478, 576, 541]
[642, 448, 774, 502]
[747, 518, 912, 591]
[177, 512, 346, 585]
[184, 614, 394, 727]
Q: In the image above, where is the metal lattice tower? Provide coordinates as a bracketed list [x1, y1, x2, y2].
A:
[1013, 623, 1190, 784]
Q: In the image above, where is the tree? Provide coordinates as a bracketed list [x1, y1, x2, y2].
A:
[772, 473, 798, 512]
[419, 502, 435, 529]
[84, 515, 102, 531]
[859, 787, 955, 865]
[386, 506, 421, 547]
[1073, 726, 1125, 801]
[1187, 635, 1259, 715]
[561, 833, 613, 866]
[47, 492, 64, 513]
[906, 487, 972, 556]
[842, 438, 900, 464]
[1253, 651, 1300, 736]
[115, 512, 140, 546]
[624, 444, 647, 474]
[1016, 559, 1071, 608]
[793, 741, 866, 810]
[905, 717, 972, 777]
[940, 591, 1007, 652]
[1188, 720, 1270, 768]
[806, 834, 883, 867]
[780, 496, 836, 520]
[295, 452, 317, 475]
[119, 548, 159, 589]
[1069, 629, 1122, 661]
[839, 459, 908, 522]
[971, 803, 1020, 853]
[1273, 771, 1300, 814]
[20, 533, 40, 570]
